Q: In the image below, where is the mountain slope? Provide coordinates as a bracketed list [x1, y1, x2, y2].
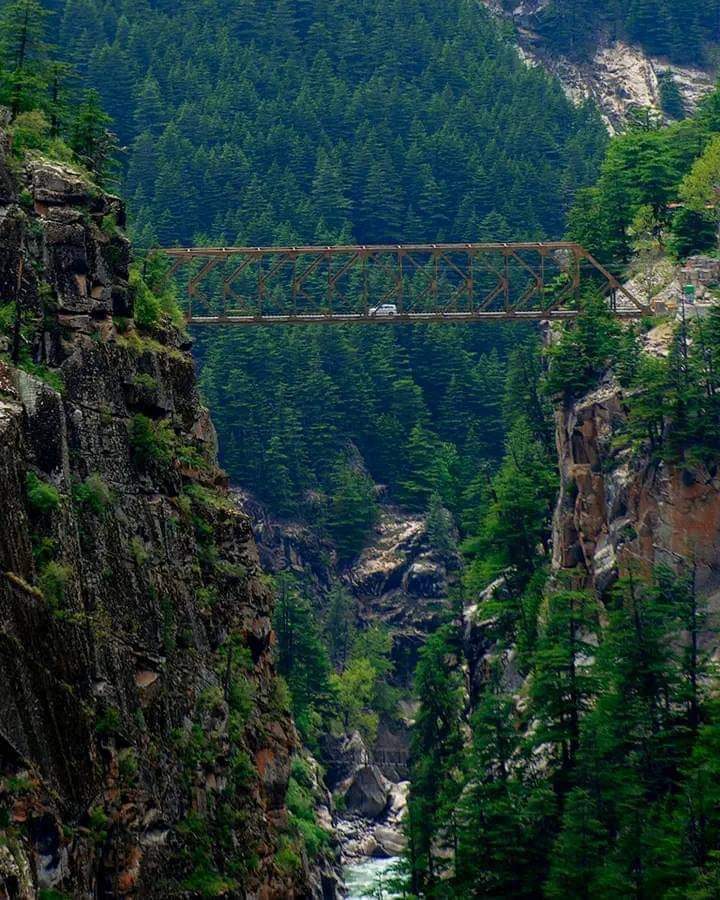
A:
[0, 132, 332, 897]
[482, 0, 716, 130]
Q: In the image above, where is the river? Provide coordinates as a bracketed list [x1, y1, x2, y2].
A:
[343, 857, 402, 899]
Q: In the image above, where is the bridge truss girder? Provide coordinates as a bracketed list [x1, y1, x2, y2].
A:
[155, 242, 647, 325]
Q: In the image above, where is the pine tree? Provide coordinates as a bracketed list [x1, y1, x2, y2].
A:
[530, 589, 599, 774]
[326, 458, 379, 560]
[69, 88, 118, 183]
[273, 574, 332, 745]
[407, 624, 465, 894]
[0, 0, 50, 116]
[425, 491, 456, 558]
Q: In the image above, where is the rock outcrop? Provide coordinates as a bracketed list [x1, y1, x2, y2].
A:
[553, 367, 720, 605]
[327, 732, 409, 864]
[0, 146, 330, 895]
[481, 0, 715, 131]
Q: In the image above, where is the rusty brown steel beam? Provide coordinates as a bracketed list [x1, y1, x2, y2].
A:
[151, 242, 650, 323]
[159, 241, 586, 255]
[187, 310, 645, 326]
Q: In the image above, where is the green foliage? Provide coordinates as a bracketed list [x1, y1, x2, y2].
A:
[128, 413, 174, 469]
[0, 2, 118, 180]
[273, 573, 398, 748]
[567, 86, 720, 267]
[273, 574, 333, 748]
[530, 589, 600, 770]
[331, 657, 381, 745]
[407, 623, 465, 892]
[94, 706, 121, 737]
[274, 838, 302, 875]
[128, 267, 161, 328]
[132, 373, 157, 391]
[411, 561, 720, 897]
[425, 491, 457, 557]
[26, 471, 60, 513]
[68, 89, 118, 185]
[130, 537, 149, 566]
[51, 0, 607, 536]
[543, 294, 624, 400]
[286, 761, 330, 860]
[88, 806, 110, 844]
[537, 0, 716, 66]
[622, 310, 720, 463]
[38, 560, 71, 610]
[324, 585, 356, 669]
[659, 73, 686, 121]
[73, 473, 111, 515]
[325, 459, 379, 560]
[462, 418, 557, 592]
[3, 774, 32, 796]
[118, 748, 138, 782]
[8, 109, 71, 160]
[136, 254, 185, 328]
[181, 868, 237, 899]
[17, 357, 65, 394]
[175, 811, 239, 897]
[0, 0, 51, 116]
[0, 301, 15, 335]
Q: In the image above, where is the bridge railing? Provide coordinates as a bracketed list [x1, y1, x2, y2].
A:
[147, 242, 648, 324]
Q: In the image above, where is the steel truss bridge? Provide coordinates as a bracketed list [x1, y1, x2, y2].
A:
[155, 242, 647, 325]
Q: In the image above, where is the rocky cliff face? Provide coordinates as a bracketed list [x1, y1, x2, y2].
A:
[481, 0, 714, 131]
[237, 496, 460, 867]
[552, 361, 720, 605]
[465, 320, 720, 715]
[0, 139, 329, 898]
[242, 496, 459, 686]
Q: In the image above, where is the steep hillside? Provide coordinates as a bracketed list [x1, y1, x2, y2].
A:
[41, 0, 609, 554]
[553, 344, 720, 598]
[0, 134, 334, 897]
[482, 0, 716, 130]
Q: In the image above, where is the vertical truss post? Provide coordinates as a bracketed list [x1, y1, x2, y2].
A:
[467, 251, 474, 313]
[257, 257, 264, 319]
[397, 249, 404, 315]
[291, 254, 298, 317]
[327, 252, 333, 317]
[503, 247, 510, 314]
[362, 250, 369, 315]
[573, 247, 581, 301]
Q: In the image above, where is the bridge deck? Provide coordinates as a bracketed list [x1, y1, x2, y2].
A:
[189, 309, 641, 326]
[153, 242, 649, 324]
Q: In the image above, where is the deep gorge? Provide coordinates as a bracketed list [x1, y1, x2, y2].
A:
[3, 0, 720, 897]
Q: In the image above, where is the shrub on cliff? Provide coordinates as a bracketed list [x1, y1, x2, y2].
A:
[129, 261, 184, 330]
[73, 473, 111, 515]
[38, 560, 72, 611]
[25, 471, 60, 513]
[543, 294, 623, 400]
[129, 413, 174, 469]
[129, 268, 161, 328]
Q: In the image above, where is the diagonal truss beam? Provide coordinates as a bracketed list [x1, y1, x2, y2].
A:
[153, 243, 650, 325]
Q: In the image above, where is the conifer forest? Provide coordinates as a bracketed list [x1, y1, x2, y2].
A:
[3, 1, 720, 898]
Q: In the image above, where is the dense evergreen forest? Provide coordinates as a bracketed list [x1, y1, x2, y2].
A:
[521, 0, 720, 65]
[37, 0, 608, 553]
[8, 0, 720, 897]
[405, 88, 720, 899]
[50, 0, 605, 247]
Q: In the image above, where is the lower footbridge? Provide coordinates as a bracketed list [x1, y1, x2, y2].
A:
[152, 242, 648, 325]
